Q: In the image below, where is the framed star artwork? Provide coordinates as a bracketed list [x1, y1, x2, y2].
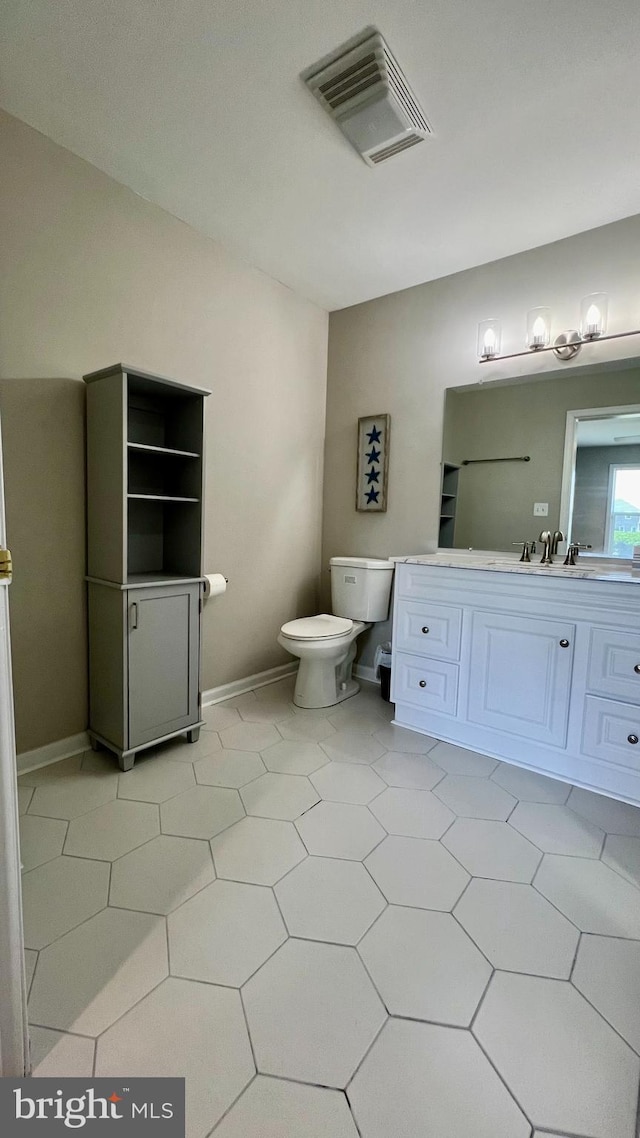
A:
[356, 414, 390, 512]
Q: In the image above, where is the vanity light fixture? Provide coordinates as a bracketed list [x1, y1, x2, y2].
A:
[580, 293, 608, 339]
[526, 307, 551, 350]
[477, 318, 501, 360]
[477, 291, 640, 364]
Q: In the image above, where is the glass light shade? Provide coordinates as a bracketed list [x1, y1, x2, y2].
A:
[526, 307, 551, 350]
[580, 293, 608, 339]
[477, 318, 501, 359]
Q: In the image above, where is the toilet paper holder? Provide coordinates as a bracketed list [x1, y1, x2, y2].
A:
[202, 573, 229, 600]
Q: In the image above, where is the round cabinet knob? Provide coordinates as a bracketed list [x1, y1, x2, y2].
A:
[419, 680, 427, 688]
[628, 735, 639, 745]
[559, 639, 570, 648]
[421, 626, 429, 634]
[634, 664, 640, 674]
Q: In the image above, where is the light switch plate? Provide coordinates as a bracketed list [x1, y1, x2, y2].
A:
[533, 502, 549, 516]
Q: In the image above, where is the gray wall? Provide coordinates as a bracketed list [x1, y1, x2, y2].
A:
[444, 373, 640, 550]
[324, 215, 640, 667]
[0, 110, 329, 753]
[573, 444, 640, 552]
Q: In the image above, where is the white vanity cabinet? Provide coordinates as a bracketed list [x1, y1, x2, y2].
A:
[391, 560, 640, 806]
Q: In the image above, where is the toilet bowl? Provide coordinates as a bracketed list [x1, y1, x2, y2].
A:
[278, 616, 368, 709]
[278, 558, 395, 709]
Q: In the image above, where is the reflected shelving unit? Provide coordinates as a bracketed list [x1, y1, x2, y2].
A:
[439, 462, 459, 547]
[84, 363, 210, 770]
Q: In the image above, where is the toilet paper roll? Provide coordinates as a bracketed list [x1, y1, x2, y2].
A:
[203, 573, 228, 600]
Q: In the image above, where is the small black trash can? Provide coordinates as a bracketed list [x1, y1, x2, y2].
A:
[375, 642, 393, 702]
[379, 665, 391, 702]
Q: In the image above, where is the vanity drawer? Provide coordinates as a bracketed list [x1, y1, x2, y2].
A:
[395, 600, 462, 661]
[587, 628, 640, 703]
[582, 696, 640, 771]
[393, 651, 459, 716]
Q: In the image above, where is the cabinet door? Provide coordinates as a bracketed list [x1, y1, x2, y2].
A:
[467, 611, 575, 748]
[127, 583, 200, 748]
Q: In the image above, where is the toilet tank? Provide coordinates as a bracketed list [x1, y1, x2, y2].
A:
[330, 557, 395, 621]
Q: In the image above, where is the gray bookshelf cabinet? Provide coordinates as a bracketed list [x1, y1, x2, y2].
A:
[84, 364, 210, 770]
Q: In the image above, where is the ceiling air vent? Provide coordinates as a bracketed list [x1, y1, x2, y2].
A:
[302, 28, 432, 167]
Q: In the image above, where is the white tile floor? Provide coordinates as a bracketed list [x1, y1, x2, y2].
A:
[18, 676, 640, 1138]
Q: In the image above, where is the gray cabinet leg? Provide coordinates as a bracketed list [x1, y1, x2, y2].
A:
[187, 728, 201, 744]
[89, 735, 101, 752]
[119, 754, 135, 772]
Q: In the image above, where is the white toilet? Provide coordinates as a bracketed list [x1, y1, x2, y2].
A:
[278, 557, 395, 709]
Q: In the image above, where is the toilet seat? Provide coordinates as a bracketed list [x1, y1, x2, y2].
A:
[280, 614, 353, 640]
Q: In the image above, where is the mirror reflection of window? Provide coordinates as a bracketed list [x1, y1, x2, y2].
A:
[606, 466, 640, 556]
[572, 413, 640, 559]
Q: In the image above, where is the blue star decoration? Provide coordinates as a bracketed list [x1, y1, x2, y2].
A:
[367, 425, 382, 444]
[366, 468, 380, 484]
[366, 487, 380, 504]
[366, 446, 381, 464]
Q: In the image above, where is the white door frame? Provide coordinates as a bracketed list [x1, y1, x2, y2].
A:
[559, 403, 640, 551]
[0, 416, 29, 1076]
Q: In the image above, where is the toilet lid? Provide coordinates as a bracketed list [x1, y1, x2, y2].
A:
[280, 614, 353, 640]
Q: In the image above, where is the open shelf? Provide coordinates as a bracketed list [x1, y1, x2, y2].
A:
[128, 379, 203, 453]
[127, 442, 200, 459]
[127, 447, 202, 500]
[127, 495, 202, 578]
[127, 572, 203, 586]
[85, 365, 207, 583]
[127, 433, 202, 572]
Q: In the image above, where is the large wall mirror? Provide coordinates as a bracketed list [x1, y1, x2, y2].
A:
[441, 364, 640, 557]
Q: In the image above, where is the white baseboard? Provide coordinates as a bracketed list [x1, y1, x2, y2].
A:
[202, 663, 297, 707]
[18, 660, 366, 776]
[15, 665, 297, 777]
[17, 732, 90, 776]
[354, 664, 380, 685]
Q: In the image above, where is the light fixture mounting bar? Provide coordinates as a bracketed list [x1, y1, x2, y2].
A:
[479, 326, 640, 364]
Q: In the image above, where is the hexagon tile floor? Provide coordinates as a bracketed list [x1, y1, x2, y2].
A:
[18, 677, 640, 1138]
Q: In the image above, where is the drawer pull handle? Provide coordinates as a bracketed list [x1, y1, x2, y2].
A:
[421, 626, 430, 634]
[634, 665, 640, 675]
[628, 735, 639, 745]
[419, 680, 427, 688]
[559, 639, 570, 648]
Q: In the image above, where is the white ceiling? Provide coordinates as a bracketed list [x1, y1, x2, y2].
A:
[2, 0, 640, 310]
[577, 413, 640, 447]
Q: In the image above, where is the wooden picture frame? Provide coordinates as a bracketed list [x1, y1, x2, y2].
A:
[356, 414, 390, 512]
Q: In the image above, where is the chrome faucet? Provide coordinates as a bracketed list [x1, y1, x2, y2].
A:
[539, 530, 552, 565]
[551, 530, 564, 556]
[564, 542, 592, 566]
[511, 541, 532, 562]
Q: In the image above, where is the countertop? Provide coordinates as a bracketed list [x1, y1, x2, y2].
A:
[391, 551, 640, 584]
